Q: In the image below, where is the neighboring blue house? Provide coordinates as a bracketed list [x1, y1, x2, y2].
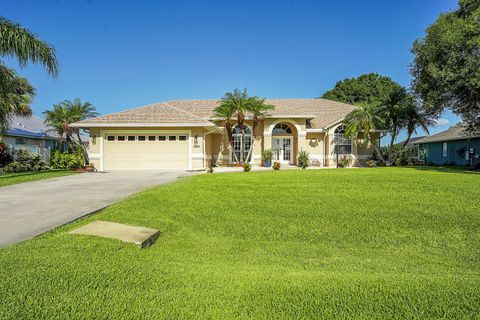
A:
[0, 115, 58, 163]
[413, 125, 480, 167]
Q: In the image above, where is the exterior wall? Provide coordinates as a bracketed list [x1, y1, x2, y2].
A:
[87, 127, 208, 171]
[420, 138, 480, 167]
[1, 135, 55, 163]
[85, 120, 380, 170]
[326, 124, 380, 167]
[301, 133, 325, 166]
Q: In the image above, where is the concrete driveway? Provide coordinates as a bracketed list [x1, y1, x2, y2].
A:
[0, 171, 190, 248]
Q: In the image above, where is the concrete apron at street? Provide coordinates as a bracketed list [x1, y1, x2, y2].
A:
[0, 171, 189, 248]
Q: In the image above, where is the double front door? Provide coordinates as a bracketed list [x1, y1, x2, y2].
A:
[272, 137, 293, 164]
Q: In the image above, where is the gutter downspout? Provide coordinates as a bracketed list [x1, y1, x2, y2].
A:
[203, 130, 217, 169]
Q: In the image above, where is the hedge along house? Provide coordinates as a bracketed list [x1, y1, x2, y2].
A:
[413, 125, 480, 167]
[71, 99, 380, 171]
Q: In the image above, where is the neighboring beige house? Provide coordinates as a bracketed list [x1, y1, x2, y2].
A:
[71, 99, 379, 171]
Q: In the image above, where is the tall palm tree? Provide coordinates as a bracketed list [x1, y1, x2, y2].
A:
[0, 16, 58, 133]
[245, 97, 274, 161]
[214, 89, 274, 164]
[380, 87, 408, 147]
[343, 104, 386, 162]
[219, 89, 252, 163]
[213, 102, 238, 162]
[402, 100, 435, 147]
[0, 67, 34, 134]
[43, 99, 97, 163]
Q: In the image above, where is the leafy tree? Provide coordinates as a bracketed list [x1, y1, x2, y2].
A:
[411, 0, 480, 133]
[213, 89, 274, 164]
[0, 16, 58, 133]
[343, 104, 386, 163]
[43, 98, 97, 163]
[321, 73, 402, 107]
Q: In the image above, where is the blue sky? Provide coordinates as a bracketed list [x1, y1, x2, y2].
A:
[3, 0, 459, 142]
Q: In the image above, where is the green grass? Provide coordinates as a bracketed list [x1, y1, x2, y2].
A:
[0, 167, 479, 319]
[0, 170, 75, 187]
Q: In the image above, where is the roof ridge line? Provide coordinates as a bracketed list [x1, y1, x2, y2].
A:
[161, 102, 213, 122]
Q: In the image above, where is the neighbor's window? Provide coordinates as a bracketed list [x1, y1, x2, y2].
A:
[158, 135, 166, 141]
[442, 142, 447, 157]
[148, 136, 156, 141]
[127, 136, 135, 141]
[15, 137, 27, 145]
[117, 136, 126, 141]
[138, 136, 146, 141]
[168, 135, 177, 141]
[333, 125, 352, 154]
[178, 135, 187, 141]
[107, 135, 115, 141]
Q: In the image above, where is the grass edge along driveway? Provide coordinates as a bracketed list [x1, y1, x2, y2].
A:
[0, 170, 75, 187]
[0, 167, 479, 319]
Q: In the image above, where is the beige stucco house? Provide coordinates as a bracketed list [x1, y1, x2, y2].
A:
[71, 99, 379, 171]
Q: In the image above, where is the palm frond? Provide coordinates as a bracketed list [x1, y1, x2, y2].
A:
[0, 16, 58, 77]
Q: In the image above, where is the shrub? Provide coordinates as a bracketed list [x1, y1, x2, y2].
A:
[297, 150, 310, 169]
[337, 156, 350, 168]
[51, 150, 84, 169]
[367, 159, 376, 167]
[0, 142, 13, 168]
[1, 149, 49, 173]
[272, 161, 281, 170]
[243, 163, 251, 172]
[206, 166, 214, 173]
[372, 145, 411, 166]
[1, 161, 27, 173]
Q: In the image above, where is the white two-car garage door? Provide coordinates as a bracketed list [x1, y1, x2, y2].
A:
[103, 133, 189, 170]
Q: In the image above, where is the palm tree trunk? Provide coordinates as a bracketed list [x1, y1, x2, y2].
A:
[389, 124, 397, 147]
[370, 132, 386, 164]
[75, 131, 89, 165]
[403, 131, 413, 147]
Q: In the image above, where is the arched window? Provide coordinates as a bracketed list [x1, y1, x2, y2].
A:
[231, 125, 252, 162]
[334, 125, 352, 154]
[272, 123, 292, 135]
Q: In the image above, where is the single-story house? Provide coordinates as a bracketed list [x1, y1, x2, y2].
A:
[71, 99, 380, 171]
[0, 115, 58, 163]
[413, 125, 480, 167]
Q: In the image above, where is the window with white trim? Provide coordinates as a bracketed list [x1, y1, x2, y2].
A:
[232, 125, 252, 162]
[333, 125, 352, 154]
[272, 123, 292, 135]
[442, 142, 447, 157]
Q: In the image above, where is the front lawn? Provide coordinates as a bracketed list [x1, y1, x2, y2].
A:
[0, 168, 479, 319]
[0, 170, 75, 187]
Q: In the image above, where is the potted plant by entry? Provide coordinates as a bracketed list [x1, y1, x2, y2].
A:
[262, 149, 273, 167]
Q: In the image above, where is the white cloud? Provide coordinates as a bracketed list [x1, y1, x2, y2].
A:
[435, 118, 449, 126]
